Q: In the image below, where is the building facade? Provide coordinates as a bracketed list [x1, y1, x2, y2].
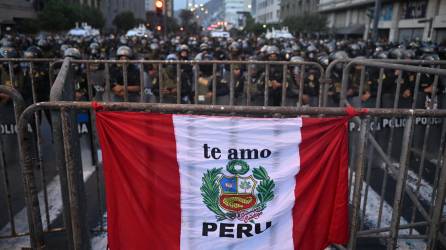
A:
[319, 0, 446, 43]
[145, 0, 154, 11]
[100, 0, 146, 30]
[76, 0, 101, 8]
[224, 0, 250, 27]
[254, 0, 281, 23]
[0, 0, 38, 27]
[280, 0, 319, 21]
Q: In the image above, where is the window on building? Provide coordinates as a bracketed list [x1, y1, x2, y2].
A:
[401, 0, 427, 19]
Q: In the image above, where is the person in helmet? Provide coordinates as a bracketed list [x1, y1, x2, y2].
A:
[109, 46, 141, 102]
[148, 42, 160, 60]
[177, 44, 193, 103]
[63, 47, 89, 101]
[207, 63, 245, 105]
[22, 46, 51, 106]
[228, 41, 241, 60]
[418, 54, 441, 109]
[20, 45, 54, 131]
[195, 43, 210, 61]
[305, 44, 318, 61]
[154, 54, 179, 103]
[325, 50, 349, 106]
[264, 45, 284, 106]
[85, 43, 107, 101]
[0, 46, 25, 105]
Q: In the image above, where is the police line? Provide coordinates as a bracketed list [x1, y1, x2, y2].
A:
[348, 116, 443, 131]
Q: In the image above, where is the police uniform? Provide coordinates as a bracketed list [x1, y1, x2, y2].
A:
[110, 63, 141, 102]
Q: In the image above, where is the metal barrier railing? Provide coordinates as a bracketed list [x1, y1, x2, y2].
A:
[324, 58, 446, 107]
[2, 57, 446, 249]
[16, 101, 446, 250]
[0, 85, 44, 249]
[339, 60, 446, 249]
[69, 59, 325, 107]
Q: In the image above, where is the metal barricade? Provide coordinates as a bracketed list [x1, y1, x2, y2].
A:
[338, 60, 446, 249]
[16, 101, 446, 250]
[0, 85, 44, 249]
[323, 59, 446, 107]
[0, 58, 62, 248]
[70, 59, 325, 107]
[2, 57, 446, 250]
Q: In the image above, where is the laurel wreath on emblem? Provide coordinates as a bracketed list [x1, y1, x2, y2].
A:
[200, 160, 275, 222]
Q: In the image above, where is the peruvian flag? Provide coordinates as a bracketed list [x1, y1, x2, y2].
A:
[95, 112, 349, 250]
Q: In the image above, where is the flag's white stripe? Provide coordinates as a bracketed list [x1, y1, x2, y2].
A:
[173, 116, 302, 250]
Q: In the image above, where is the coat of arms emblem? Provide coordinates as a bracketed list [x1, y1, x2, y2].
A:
[201, 160, 275, 223]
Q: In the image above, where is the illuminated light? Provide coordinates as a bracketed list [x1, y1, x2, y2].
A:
[156, 25, 162, 31]
[155, 0, 163, 8]
[180, 27, 184, 31]
[205, 10, 208, 14]
[262, 24, 267, 28]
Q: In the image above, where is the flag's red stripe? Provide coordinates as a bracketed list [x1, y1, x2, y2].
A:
[96, 112, 181, 250]
[293, 117, 349, 250]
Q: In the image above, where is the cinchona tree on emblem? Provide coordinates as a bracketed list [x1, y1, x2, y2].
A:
[200, 160, 275, 223]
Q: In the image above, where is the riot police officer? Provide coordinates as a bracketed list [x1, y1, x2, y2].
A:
[110, 46, 141, 102]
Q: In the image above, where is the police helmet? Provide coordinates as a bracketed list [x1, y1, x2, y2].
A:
[318, 55, 329, 67]
[374, 51, 389, 60]
[166, 53, 178, 61]
[179, 44, 189, 52]
[116, 46, 132, 58]
[266, 45, 279, 56]
[199, 43, 209, 52]
[306, 44, 318, 53]
[64, 48, 81, 59]
[389, 48, 404, 59]
[119, 36, 128, 45]
[402, 49, 416, 59]
[150, 43, 160, 51]
[37, 39, 48, 48]
[328, 51, 349, 62]
[421, 54, 440, 61]
[89, 42, 99, 51]
[0, 47, 17, 58]
[229, 42, 241, 53]
[0, 38, 12, 47]
[24, 46, 43, 59]
[290, 56, 305, 63]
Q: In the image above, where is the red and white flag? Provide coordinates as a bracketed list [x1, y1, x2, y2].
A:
[95, 112, 349, 250]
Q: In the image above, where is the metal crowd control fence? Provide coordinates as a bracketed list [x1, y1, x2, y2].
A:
[1, 57, 446, 250]
[0, 57, 325, 249]
[69, 58, 325, 107]
[338, 60, 446, 249]
[16, 101, 446, 250]
[323, 58, 446, 107]
[0, 58, 62, 248]
[0, 85, 42, 248]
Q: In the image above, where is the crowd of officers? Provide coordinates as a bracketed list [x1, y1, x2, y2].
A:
[0, 33, 445, 109]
